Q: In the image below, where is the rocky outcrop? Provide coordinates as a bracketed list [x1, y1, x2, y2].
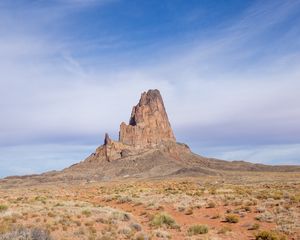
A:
[119, 89, 176, 148]
[84, 89, 189, 163]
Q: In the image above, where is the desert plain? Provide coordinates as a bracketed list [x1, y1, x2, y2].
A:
[0, 171, 299, 240]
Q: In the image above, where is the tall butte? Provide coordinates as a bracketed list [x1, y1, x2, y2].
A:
[119, 89, 176, 148]
[85, 89, 189, 163]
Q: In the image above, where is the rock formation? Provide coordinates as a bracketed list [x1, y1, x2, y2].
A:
[84, 89, 190, 164]
[119, 89, 176, 148]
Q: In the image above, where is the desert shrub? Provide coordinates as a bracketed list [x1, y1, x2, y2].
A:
[47, 212, 56, 218]
[255, 230, 286, 240]
[207, 202, 216, 208]
[243, 206, 251, 212]
[184, 208, 193, 215]
[248, 223, 260, 230]
[290, 193, 300, 203]
[209, 187, 217, 195]
[271, 191, 283, 200]
[256, 190, 269, 200]
[218, 226, 232, 234]
[130, 223, 142, 232]
[112, 211, 130, 221]
[211, 213, 220, 219]
[0, 227, 51, 240]
[0, 222, 12, 234]
[150, 212, 177, 228]
[74, 220, 81, 226]
[82, 210, 92, 217]
[188, 225, 208, 235]
[255, 211, 274, 222]
[118, 227, 132, 237]
[116, 196, 132, 204]
[34, 196, 47, 204]
[0, 205, 8, 212]
[134, 232, 150, 240]
[225, 214, 239, 223]
[154, 229, 171, 238]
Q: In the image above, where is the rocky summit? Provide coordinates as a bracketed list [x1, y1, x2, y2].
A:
[120, 89, 176, 148]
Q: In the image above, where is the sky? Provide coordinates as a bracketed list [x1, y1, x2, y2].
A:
[0, 0, 300, 177]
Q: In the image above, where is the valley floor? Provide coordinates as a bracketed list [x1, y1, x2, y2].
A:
[0, 171, 299, 240]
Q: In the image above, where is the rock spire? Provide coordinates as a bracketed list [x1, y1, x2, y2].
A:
[119, 89, 176, 148]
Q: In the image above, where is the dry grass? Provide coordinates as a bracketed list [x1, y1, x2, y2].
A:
[0, 172, 299, 239]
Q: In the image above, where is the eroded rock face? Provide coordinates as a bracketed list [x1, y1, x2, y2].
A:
[119, 89, 176, 148]
[85, 89, 189, 163]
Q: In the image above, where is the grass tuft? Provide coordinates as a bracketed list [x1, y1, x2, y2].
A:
[225, 214, 239, 223]
[150, 212, 178, 229]
[188, 225, 208, 235]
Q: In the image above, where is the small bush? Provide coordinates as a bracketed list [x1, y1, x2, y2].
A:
[248, 223, 260, 230]
[211, 213, 220, 219]
[218, 226, 232, 234]
[0, 227, 51, 240]
[116, 196, 132, 204]
[47, 212, 56, 218]
[243, 206, 251, 212]
[0, 205, 8, 212]
[184, 208, 193, 215]
[0, 222, 12, 234]
[150, 212, 177, 228]
[207, 202, 216, 208]
[112, 211, 130, 221]
[154, 229, 171, 238]
[255, 230, 286, 240]
[134, 232, 150, 240]
[130, 223, 142, 232]
[82, 210, 92, 217]
[225, 214, 239, 223]
[188, 225, 208, 235]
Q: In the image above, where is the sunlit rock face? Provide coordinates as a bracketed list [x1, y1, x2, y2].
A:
[119, 89, 176, 148]
[84, 89, 189, 164]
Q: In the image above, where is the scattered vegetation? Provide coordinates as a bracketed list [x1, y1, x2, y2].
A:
[150, 212, 178, 229]
[0, 205, 8, 212]
[207, 201, 216, 208]
[82, 210, 92, 217]
[248, 223, 260, 230]
[0, 227, 51, 240]
[218, 226, 232, 234]
[188, 225, 208, 235]
[225, 214, 239, 223]
[255, 230, 287, 240]
[0, 172, 299, 239]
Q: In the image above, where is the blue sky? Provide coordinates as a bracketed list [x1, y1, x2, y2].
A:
[0, 0, 300, 177]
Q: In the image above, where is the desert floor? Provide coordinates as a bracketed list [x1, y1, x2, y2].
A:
[0, 171, 299, 240]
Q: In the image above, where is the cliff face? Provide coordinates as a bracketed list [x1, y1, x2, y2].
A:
[119, 89, 176, 148]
